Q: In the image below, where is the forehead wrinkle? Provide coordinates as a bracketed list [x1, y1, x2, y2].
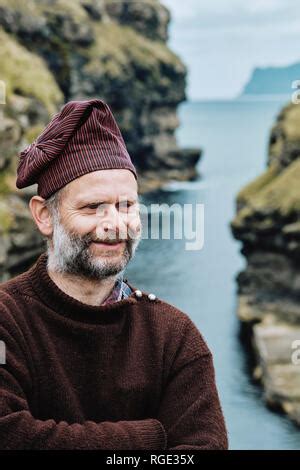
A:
[74, 190, 138, 206]
[62, 174, 138, 207]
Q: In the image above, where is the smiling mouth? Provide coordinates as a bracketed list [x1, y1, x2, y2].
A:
[91, 240, 125, 249]
[92, 240, 124, 245]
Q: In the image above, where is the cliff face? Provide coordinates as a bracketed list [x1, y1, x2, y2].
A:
[0, 0, 201, 280]
[231, 102, 300, 425]
[240, 62, 300, 97]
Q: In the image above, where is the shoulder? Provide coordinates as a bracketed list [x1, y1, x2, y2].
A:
[0, 274, 35, 381]
[127, 282, 212, 358]
[0, 270, 33, 327]
[0, 269, 31, 299]
[128, 282, 189, 323]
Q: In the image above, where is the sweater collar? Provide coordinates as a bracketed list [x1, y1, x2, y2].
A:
[28, 252, 139, 325]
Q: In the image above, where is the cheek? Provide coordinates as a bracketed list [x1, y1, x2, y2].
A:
[126, 214, 142, 237]
[64, 215, 96, 236]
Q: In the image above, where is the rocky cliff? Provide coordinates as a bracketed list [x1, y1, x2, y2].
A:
[0, 0, 201, 280]
[231, 101, 300, 425]
[240, 62, 300, 97]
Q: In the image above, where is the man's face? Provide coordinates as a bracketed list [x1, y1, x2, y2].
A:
[47, 169, 142, 280]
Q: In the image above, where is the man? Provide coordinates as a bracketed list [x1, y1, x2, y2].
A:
[0, 98, 228, 450]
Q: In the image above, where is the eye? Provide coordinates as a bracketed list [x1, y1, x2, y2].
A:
[118, 201, 133, 211]
[83, 202, 107, 210]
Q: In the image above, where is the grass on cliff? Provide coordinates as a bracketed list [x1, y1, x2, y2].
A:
[237, 164, 281, 206]
[0, 28, 63, 114]
[269, 103, 300, 164]
[234, 159, 300, 226]
[84, 21, 185, 80]
[38, 0, 88, 21]
[0, 0, 88, 22]
[0, 0, 38, 15]
[255, 159, 300, 214]
[235, 101, 300, 225]
[278, 103, 300, 142]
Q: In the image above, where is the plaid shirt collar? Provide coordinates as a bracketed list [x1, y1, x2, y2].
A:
[101, 275, 132, 305]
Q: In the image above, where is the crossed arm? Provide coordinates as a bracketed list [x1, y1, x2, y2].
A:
[0, 315, 228, 450]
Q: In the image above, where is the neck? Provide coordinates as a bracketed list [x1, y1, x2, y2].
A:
[47, 268, 119, 307]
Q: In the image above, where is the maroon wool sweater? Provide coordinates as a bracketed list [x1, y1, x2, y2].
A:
[0, 252, 228, 450]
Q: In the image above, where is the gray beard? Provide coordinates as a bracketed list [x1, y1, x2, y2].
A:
[46, 218, 141, 281]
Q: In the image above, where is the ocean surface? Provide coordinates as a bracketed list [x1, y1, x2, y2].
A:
[126, 98, 300, 450]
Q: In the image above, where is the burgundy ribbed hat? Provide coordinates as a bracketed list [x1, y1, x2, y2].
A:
[16, 98, 137, 199]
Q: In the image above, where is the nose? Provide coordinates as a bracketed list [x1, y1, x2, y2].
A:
[95, 204, 126, 240]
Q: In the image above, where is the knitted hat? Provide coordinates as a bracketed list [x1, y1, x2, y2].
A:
[16, 98, 137, 199]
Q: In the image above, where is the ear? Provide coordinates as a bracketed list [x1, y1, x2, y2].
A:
[29, 196, 54, 237]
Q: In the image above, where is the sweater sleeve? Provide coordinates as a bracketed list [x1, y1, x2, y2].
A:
[0, 309, 167, 450]
[157, 316, 228, 450]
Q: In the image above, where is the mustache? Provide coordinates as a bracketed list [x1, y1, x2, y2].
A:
[61, 223, 142, 249]
[75, 232, 137, 246]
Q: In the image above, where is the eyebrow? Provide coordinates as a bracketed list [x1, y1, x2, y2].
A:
[77, 197, 138, 206]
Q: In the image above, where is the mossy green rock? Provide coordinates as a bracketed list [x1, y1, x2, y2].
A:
[232, 101, 300, 426]
[0, 0, 198, 180]
[0, 0, 201, 279]
[232, 104, 300, 246]
[0, 28, 63, 114]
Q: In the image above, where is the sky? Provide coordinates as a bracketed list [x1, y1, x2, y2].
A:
[162, 0, 300, 100]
